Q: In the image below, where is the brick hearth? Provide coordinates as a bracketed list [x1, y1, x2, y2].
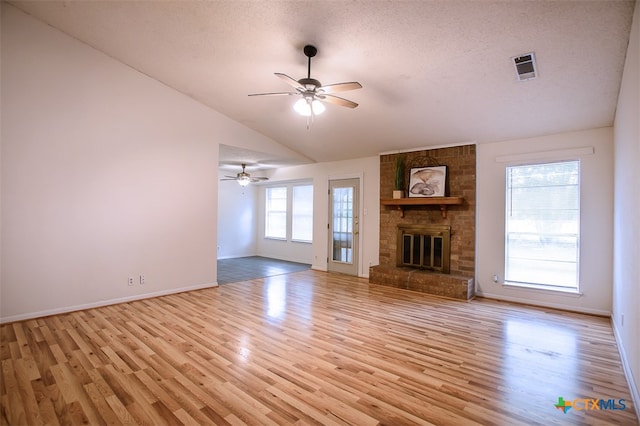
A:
[370, 144, 476, 300]
[369, 266, 475, 300]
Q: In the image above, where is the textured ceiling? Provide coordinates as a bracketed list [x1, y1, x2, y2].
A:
[8, 0, 635, 165]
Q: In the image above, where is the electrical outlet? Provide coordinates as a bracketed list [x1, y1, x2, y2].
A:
[128, 277, 134, 286]
[139, 275, 145, 285]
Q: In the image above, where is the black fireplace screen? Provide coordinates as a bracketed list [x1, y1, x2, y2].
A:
[397, 225, 450, 273]
[402, 234, 443, 269]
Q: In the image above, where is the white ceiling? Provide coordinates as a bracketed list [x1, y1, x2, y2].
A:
[8, 0, 635, 166]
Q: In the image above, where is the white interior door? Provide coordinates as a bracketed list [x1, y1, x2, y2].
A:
[328, 178, 359, 276]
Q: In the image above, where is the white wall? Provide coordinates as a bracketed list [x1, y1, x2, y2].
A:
[0, 4, 295, 322]
[476, 127, 614, 315]
[612, 0, 640, 412]
[260, 157, 380, 277]
[217, 172, 258, 259]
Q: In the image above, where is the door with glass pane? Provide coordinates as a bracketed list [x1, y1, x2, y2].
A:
[328, 178, 359, 276]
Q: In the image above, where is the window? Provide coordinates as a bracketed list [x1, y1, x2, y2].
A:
[265, 186, 287, 239]
[505, 161, 580, 291]
[292, 184, 313, 242]
[265, 183, 314, 242]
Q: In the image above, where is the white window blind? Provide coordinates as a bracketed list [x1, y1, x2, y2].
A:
[265, 186, 287, 239]
[292, 184, 313, 242]
[505, 161, 580, 290]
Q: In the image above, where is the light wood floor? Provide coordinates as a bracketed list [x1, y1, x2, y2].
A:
[1, 270, 636, 425]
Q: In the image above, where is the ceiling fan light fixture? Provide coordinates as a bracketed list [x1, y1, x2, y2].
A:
[293, 97, 325, 116]
[238, 175, 251, 186]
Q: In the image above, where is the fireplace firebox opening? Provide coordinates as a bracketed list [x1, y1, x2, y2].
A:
[397, 225, 451, 273]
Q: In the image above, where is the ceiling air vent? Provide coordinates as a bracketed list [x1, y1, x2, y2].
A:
[512, 52, 537, 81]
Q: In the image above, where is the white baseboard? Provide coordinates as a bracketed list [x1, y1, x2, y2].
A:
[612, 318, 640, 421]
[475, 291, 611, 316]
[217, 254, 252, 260]
[0, 282, 219, 324]
[309, 265, 368, 279]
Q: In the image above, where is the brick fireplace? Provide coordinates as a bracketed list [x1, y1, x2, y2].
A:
[369, 144, 476, 300]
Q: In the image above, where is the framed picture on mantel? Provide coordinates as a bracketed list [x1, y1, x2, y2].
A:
[408, 166, 447, 197]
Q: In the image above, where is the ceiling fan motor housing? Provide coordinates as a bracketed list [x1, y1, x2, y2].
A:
[298, 77, 321, 90]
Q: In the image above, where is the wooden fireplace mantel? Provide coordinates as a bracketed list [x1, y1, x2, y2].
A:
[381, 196, 464, 218]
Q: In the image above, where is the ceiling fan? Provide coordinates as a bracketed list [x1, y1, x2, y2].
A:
[220, 164, 269, 186]
[249, 45, 362, 125]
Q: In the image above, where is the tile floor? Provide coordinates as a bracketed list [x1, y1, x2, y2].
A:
[217, 256, 311, 284]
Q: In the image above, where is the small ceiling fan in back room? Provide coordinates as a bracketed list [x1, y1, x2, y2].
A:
[220, 164, 269, 186]
[249, 45, 362, 128]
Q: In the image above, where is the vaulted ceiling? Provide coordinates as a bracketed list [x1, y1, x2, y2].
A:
[8, 1, 635, 167]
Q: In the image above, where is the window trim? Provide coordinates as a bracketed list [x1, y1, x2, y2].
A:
[502, 281, 583, 296]
[503, 159, 581, 293]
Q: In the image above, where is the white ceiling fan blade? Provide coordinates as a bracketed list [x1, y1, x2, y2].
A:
[248, 91, 296, 97]
[318, 94, 359, 108]
[275, 73, 304, 91]
[318, 82, 362, 93]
